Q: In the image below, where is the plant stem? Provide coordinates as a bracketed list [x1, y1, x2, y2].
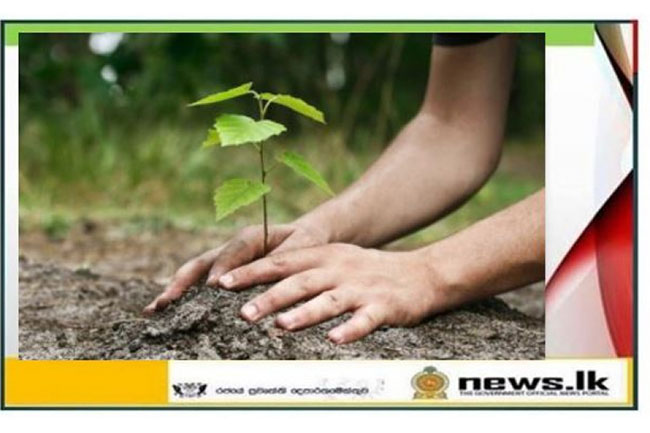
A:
[259, 141, 269, 255]
[256, 94, 270, 255]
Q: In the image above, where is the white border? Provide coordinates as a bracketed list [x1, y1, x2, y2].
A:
[3, 46, 18, 357]
[1, 3, 648, 429]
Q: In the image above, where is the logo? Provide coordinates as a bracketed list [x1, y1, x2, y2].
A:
[411, 366, 449, 400]
[458, 370, 609, 397]
[172, 382, 208, 398]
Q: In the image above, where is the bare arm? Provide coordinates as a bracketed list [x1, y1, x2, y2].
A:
[422, 189, 545, 304]
[219, 189, 545, 343]
[144, 34, 518, 314]
[295, 35, 516, 247]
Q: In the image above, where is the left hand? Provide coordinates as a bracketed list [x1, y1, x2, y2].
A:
[217, 243, 457, 344]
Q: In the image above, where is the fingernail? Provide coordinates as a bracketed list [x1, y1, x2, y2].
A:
[219, 273, 234, 288]
[277, 314, 295, 330]
[155, 297, 170, 311]
[206, 274, 219, 286]
[329, 330, 344, 344]
[241, 303, 258, 321]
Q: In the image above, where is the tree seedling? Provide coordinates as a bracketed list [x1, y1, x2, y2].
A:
[189, 82, 333, 255]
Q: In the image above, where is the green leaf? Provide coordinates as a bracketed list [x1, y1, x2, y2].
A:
[275, 151, 334, 196]
[188, 82, 253, 107]
[215, 114, 286, 146]
[201, 128, 220, 148]
[213, 178, 271, 221]
[259, 93, 326, 124]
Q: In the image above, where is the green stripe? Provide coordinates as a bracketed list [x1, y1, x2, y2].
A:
[3, 22, 594, 46]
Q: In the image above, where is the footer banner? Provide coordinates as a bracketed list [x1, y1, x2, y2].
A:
[168, 359, 632, 407]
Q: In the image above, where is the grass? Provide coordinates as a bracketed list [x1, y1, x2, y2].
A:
[19, 118, 544, 247]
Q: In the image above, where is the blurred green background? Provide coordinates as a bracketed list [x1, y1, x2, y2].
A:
[19, 32, 544, 248]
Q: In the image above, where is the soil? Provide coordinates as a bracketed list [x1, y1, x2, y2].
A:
[19, 220, 545, 318]
[18, 220, 545, 360]
[19, 257, 543, 360]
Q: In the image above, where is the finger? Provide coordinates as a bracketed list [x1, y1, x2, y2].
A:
[218, 246, 326, 290]
[240, 270, 336, 322]
[271, 235, 311, 255]
[205, 225, 293, 286]
[327, 306, 385, 344]
[275, 288, 355, 331]
[205, 227, 264, 286]
[270, 226, 325, 255]
[143, 247, 224, 315]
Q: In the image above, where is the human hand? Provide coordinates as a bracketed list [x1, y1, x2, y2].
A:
[142, 222, 329, 315]
[218, 243, 458, 344]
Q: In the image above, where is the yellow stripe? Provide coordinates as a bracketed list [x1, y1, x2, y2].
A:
[167, 401, 633, 408]
[627, 358, 634, 405]
[4, 357, 168, 406]
[3, 357, 633, 407]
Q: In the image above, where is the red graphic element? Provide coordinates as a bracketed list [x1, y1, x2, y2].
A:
[547, 175, 634, 357]
[546, 219, 596, 306]
[595, 174, 634, 356]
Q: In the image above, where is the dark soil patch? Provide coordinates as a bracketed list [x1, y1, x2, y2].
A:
[19, 220, 545, 318]
[19, 258, 544, 360]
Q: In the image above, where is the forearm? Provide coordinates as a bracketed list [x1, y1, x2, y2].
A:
[424, 189, 545, 305]
[294, 112, 502, 246]
[295, 35, 516, 247]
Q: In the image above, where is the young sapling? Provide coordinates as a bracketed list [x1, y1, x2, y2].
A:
[189, 82, 333, 255]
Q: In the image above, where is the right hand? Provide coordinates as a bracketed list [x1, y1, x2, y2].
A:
[142, 222, 329, 315]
